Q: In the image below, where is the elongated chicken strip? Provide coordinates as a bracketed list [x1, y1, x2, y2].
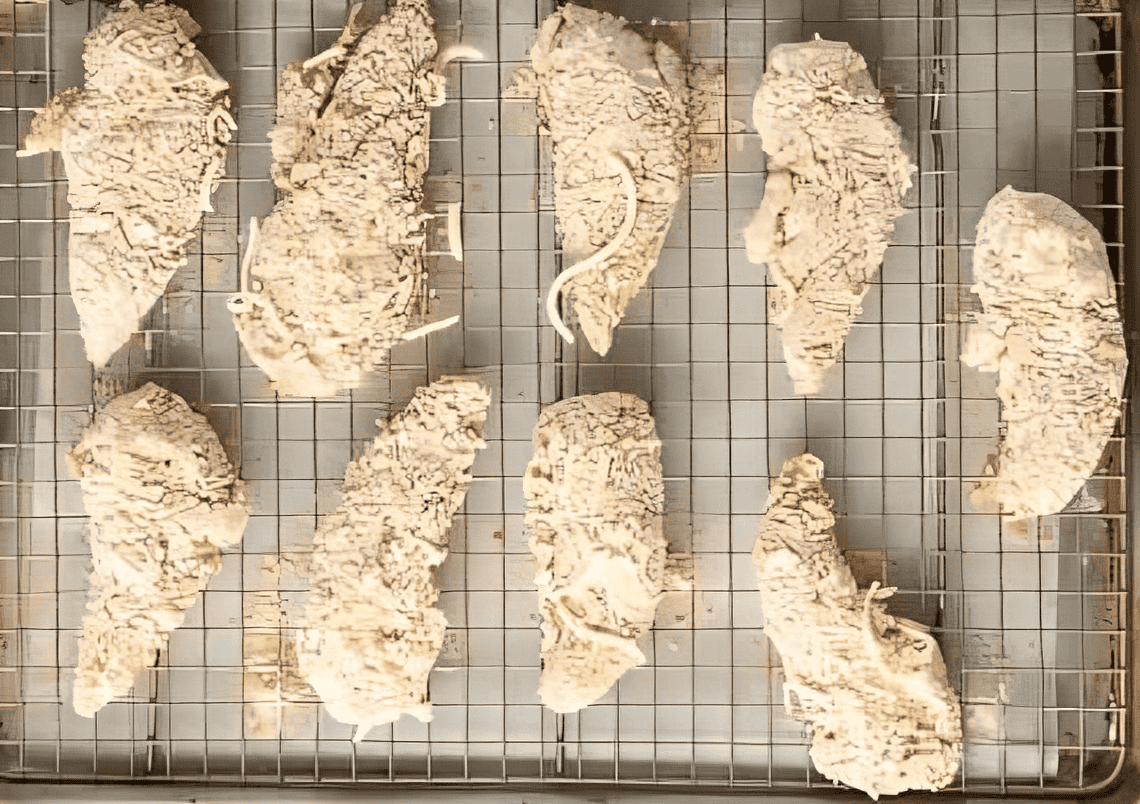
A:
[230, 1, 469, 397]
[524, 393, 687, 712]
[298, 377, 490, 739]
[19, 0, 234, 367]
[745, 40, 914, 395]
[69, 383, 248, 717]
[754, 455, 961, 799]
[519, 5, 690, 355]
[962, 187, 1127, 520]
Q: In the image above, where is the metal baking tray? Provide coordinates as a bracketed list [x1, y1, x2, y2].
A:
[1, 0, 1136, 801]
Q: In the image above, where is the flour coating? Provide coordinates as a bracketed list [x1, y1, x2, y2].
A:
[524, 392, 687, 712]
[298, 377, 490, 739]
[69, 383, 247, 717]
[20, 0, 233, 366]
[745, 40, 914, 395]
[230, 1, 458, 396]
[754, 455, 961, 799]
[963, 187, 1127, 520]
[518, 5, 690, 355]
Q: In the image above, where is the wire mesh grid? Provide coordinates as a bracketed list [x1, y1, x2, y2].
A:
[0, 0, 1129, 794]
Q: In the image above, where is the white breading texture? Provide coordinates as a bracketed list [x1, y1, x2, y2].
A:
[963, 187, 1127, 520]
[524, 392, 686, 713]
[745, 39, 914, 396]
[231, 0, 453, 397]
[525, 5, 689, 355]
[69, 383, 247, 717]
[754, 454, 961, 799]
[298, 376, 490, 739]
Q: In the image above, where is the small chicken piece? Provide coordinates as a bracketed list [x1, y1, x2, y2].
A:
[20, 0, 234, 367]
[962, 187, 1127, 520]
[523, 393, 687, 713]
[754, 455, 961, 799]
[69, 383, 248, 717]
[744, 40, 914, 395]
[298, 377, 491, 739]
[519, 5, 690, 355]
[230, 1, 463, 397]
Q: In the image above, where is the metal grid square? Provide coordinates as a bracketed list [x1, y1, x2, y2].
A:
[0, 0, 1130, 796]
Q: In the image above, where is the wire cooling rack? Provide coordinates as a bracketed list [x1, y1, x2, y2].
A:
[0, 0, 1130, 796]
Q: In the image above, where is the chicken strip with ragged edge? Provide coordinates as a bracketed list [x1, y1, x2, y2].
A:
[523, 392, 689, 713]
[19, 0, 234, 367]
[513, 4, 690, 356]
[754, 454, 961, 799]
[298, 377, 490, 740]
[962, 187, 1127, 520]
[230, 1, 472, 397]
[745, 39, 914, 396]
[69, 383, 248, 717]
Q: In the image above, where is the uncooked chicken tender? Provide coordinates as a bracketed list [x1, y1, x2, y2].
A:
[754, 454, 961, 799]
[524, 393, 686, 713]
[963, 187, 1127, 520]
[230, 1, 463, 396]
[69, 383, 248, 717]
[19, 0, 234, 367]
[745, 39, 914, 395]
[522, 5, 690, 355]
[298, 377, 490, 739]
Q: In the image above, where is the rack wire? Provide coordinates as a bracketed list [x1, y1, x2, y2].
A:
[0, 0, 1129, 794]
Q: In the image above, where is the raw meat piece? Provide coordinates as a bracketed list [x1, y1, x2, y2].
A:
[69, 383, 248, 717]
[744, 39, 914, 395]
[298, 377, 491, 739]
[517, 5, 690, 355]
[523, 392, 687, 713]
[962, 187, 1127, 520]
[230, 1, 467, 397]
[754, 454, 961, 799]
[19, 0, 234, 367]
